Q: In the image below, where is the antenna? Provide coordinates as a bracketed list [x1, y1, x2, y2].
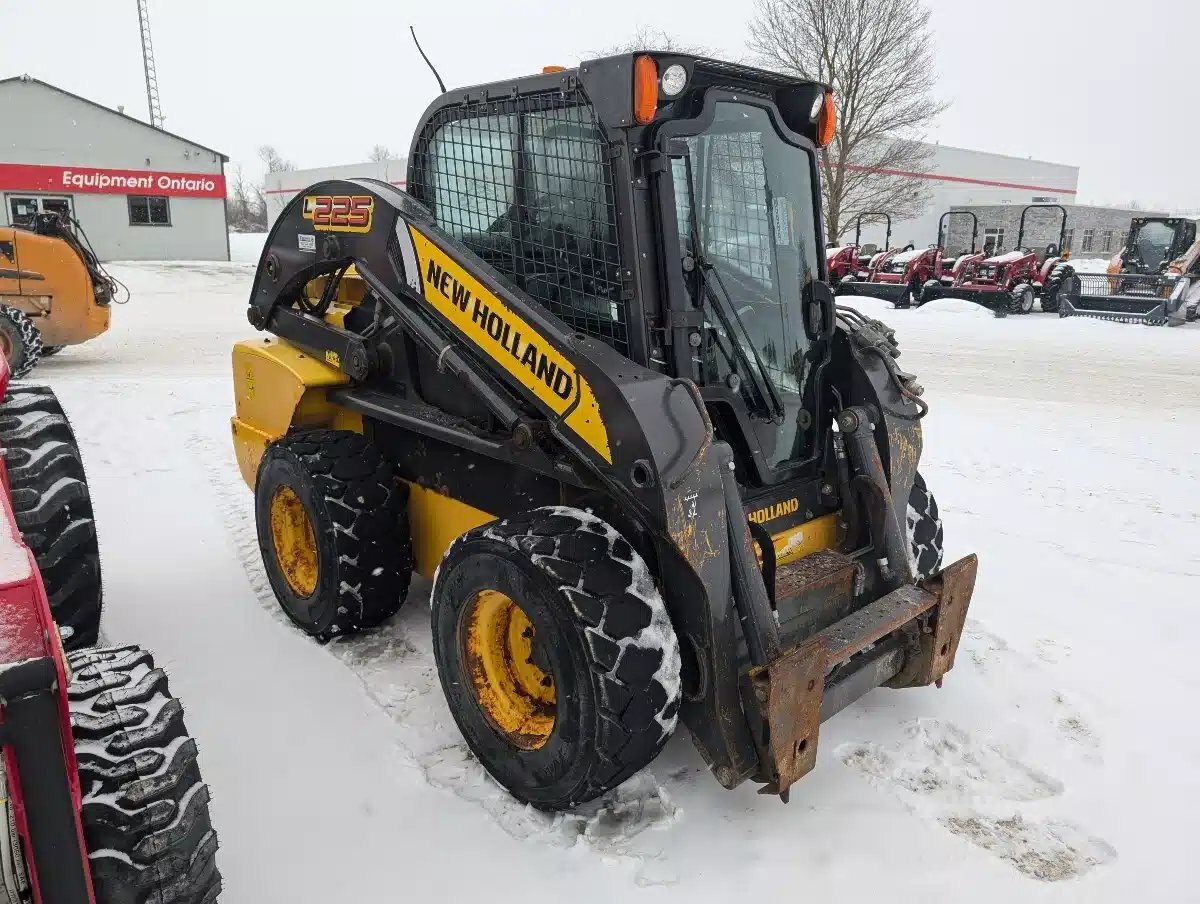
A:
[136, 0, 164, 128]
[410, 27, 446, 94]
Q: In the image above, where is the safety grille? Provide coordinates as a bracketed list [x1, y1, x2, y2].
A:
[683, 132, 773, 283]
[408, 91, 628, 355]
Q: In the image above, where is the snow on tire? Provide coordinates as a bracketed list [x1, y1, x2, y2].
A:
[906, 472, 944, 581]
[432, 506, 681, 810]
[0, 306, 44, 379]
[68, 645, 221, 904]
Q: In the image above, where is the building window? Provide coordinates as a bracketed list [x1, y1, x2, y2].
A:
[1080, 229, 1095, 252]
[1063, 228, 1074, 252]
[983, 227, 1005, 255]
[1100, 229, 1114, 253]
[128, 195, 171, 226]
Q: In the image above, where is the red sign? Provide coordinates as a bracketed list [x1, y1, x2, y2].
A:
[0, 163, 226, 198]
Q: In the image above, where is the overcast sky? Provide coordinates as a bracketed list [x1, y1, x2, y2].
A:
[3, 0, 1196, 210]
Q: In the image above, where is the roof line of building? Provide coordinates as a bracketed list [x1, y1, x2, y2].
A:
[0, 75, 229, 162]
[846, 163, 1077, 196]
[918, 141, 1078, 170]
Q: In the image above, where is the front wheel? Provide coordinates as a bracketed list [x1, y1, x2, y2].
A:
[69, 645, 221, 903]
[907, 473, 945, 580]
[431, 507, 682, 810]
[1009, 283, 1035, 315]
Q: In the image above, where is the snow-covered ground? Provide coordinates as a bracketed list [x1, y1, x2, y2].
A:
[29, 263, 1200, 902]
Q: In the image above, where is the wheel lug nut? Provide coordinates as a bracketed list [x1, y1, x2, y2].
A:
[541, 676, 553, 687]
[522, 627, 534, 639]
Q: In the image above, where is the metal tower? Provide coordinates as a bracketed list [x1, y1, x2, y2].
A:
[136, 0, 164, 128]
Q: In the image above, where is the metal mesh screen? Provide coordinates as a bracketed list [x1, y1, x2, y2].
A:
[409, 93, 628, 355]
[693, 133, 773, 284]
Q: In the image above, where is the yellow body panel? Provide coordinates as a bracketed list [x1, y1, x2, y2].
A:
[230, 339, 363, 487]
[407, 226, 612, 463]
[0, 226, 110, 346]
[769, 512, 839, 566]
[406, 483, 495, 577]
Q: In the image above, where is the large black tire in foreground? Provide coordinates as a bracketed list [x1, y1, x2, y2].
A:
[0, 385, 102, 648]
[907, 472, 945, 581]
[255, 429, 412, 640]
[68, 645, 221, 904]
[432, 507, 682, 810]
[0, 307, 43, 379]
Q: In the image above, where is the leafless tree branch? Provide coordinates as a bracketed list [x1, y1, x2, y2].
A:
[748, 0, 948, 241]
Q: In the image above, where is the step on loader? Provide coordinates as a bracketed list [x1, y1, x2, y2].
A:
[0, 213, 119, 378]
[1061, 217, 1200, 325]
[923, 204, 1076, 317]
[0, 361, 221, 903]
[230, 53, 978, 809]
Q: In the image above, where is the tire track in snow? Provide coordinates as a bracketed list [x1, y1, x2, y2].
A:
[186, 433, 683, 885]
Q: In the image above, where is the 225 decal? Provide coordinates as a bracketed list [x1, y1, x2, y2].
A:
[302, 194, 374, 233]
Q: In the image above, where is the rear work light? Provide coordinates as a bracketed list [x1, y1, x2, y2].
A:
[816, 91, 836, 148]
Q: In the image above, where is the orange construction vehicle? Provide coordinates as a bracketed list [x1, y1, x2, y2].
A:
[0, 212, 117, 377]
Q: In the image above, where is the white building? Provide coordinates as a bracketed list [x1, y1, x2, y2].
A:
[844, 142, 1079, 250]
[263, 159, 408, 228]
[0, 76, 229, 261]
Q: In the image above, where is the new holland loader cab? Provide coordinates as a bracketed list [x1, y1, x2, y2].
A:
[231, 52, 978, 809]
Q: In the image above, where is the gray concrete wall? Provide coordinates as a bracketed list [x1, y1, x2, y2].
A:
[0, 78, 228, 260]
[945, 204, 1168, 258]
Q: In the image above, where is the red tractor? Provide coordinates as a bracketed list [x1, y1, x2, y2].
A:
[0, 361, 220, 904]
[825, 212, 892, 283]
[921, 205, 1074, 317]
[836, 211, 980, 308]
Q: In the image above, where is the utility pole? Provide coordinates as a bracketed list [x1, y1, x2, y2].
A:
[136, 0, 164, 128]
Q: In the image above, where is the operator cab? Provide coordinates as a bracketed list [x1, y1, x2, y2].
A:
[406, 53, 837, 492]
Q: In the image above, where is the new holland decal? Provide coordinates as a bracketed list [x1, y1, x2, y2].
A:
[747, 497, 800, 524]
[406, 226, 612, 464]
[302, 194, 374, 233]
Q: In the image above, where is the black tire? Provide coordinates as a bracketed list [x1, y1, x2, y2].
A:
[41, 345, 66, 357]
[1041, 263, 1078, 314]
[906, 473, 944, 581]
[255, 429, 412, 640]
[0, 307, 44, 379]
[0, 385, 102, 648]
[432, 507, 682, 810]
[68, 645, 221, 904]
[919, 279, 942, 307]
[1008, 283, 1035, 315]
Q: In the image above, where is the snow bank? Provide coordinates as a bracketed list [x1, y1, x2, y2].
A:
[228, 232, 267, 263]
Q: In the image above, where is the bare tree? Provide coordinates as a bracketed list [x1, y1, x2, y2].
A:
[368, 144, 396, 162]
[749, 0, 947, 242]
[598, 26, 710, 56]
[257, 145, 294, 174]
[225, 165, 261, 231]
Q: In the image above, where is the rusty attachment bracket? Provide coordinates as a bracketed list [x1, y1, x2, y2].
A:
[748, 638, 827, 795]
[889, 553, 978, 688]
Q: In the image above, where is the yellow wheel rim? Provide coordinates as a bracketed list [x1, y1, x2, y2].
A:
[269, 486, 319, 598]
[462, 589, 556, 750]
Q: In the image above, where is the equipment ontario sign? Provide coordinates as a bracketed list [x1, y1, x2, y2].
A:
[0, 163, 226, 198]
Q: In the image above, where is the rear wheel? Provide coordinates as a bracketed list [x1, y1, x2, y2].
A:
[907, 473, 944, 580]
[0, 385, 102, 648]
[1009, 283, 1035, 315]
[255, 429, 412, 640]
[0, 307, 43, 379]
[68, 645, 221, 904]
[431, 507, 682, 810]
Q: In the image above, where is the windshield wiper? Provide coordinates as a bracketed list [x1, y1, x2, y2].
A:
[694, 256, 786, 424]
